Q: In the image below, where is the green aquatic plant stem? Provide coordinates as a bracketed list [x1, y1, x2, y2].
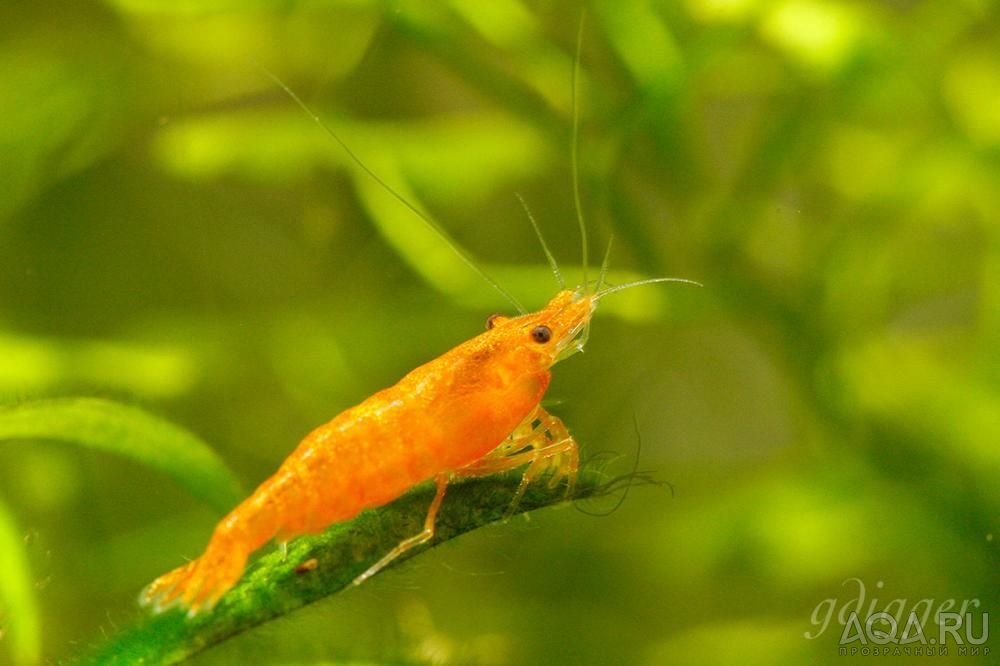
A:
[77, 472, 610, 665]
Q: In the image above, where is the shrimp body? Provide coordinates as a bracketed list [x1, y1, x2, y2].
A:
[141, 289, 594, 614]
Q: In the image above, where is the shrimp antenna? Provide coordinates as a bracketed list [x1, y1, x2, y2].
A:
[571, 12, 589, 294]
[516, 193, 564, 290]
[595, 234, 614, 294]
[594, 276, 703, 301]
[258, 66, 526, 315]
[576, 234, 613, 352]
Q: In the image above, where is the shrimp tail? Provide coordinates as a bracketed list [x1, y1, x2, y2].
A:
[139, 532, 250, 616]
[141, 467, 311, 615]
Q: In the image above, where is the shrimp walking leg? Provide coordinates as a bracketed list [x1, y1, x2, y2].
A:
[352, 408, 576, 586]
[352, 474, 450, 586]
[457, 407, 579, 517]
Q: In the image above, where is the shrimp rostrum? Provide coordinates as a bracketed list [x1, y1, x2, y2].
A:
[142, 288, 599, 615]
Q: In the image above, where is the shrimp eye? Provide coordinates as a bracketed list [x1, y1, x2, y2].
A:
[531, 325, 552, 344]
[486, 313, 504, 330]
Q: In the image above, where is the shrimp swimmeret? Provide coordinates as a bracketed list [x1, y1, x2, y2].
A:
[140, 38, 699, 617]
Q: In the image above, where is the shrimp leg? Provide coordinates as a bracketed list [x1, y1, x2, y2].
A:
[457, 406, 579, 517]
[352, 408, 577, 586]
[352, 473, 449, 586]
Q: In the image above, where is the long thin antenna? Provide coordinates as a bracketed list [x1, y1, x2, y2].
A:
[571, 12, 589, 294]
[594, 277, 703, 301]
[516, 193, 564, 290]
[579, 233, 614, 353]
[596, 235, 614, 293]
[258, 66, 526, 314]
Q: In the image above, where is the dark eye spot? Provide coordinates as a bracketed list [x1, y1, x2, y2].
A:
[531, 325, 552, 344]
[486, 313, 503, 330]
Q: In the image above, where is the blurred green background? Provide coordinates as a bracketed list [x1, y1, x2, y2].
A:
[1, 0, 997, 664]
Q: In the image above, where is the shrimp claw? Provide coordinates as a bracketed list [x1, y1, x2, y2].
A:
[457, 406, 579, 518]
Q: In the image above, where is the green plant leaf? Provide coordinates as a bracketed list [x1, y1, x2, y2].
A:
[75, 470, 624, 665]
[0, 398, 243, 513]
[0, 497, 40, 666]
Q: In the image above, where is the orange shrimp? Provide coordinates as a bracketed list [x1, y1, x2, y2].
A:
[139, 271, 695, 615]
[140, 28, 699, 616]
[142, 288, 594, 614]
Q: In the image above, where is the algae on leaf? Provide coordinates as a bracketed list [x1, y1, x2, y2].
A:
[77, 470, 617, 665]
